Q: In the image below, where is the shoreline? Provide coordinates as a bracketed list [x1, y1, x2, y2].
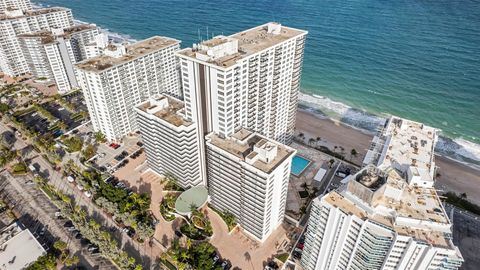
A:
[295, 109, 480, 205]
[34, 1, 480, 168]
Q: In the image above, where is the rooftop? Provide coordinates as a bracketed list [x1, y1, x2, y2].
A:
[178, 22, 307, 68]
[206, 129, 296, 174]
[326, 165, 452, 248]
[17, 24, 96, 44]
[76, 36, 180, 72]
[350, 166, 449, 224]
[0, 223, 46, 270]
[1, 7, 69, 20]
[136, 95, 191, 127]
[323, 189, 452, 248]
[365, 116, 437, 185]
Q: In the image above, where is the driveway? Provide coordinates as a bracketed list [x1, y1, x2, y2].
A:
[207, 208, 292, 270]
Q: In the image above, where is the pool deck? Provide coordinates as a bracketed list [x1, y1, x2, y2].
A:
[291, 155, 313, 177]
[286, 142, 333, 219]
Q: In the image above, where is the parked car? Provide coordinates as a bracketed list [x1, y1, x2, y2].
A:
[67, 176, 75, 183]
[84, 191, 92, 198]
[221, 260, 232, 270]
[76, 184, 84, 191]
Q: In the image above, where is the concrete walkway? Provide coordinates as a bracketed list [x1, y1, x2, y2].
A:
[207, 208, 292, 270]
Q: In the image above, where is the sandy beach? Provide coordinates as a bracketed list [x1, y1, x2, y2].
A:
[295, 109, 480, 205]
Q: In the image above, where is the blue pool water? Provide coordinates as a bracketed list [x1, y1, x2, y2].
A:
[291, 156, 312, 176]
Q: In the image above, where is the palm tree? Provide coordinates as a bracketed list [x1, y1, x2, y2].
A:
[301, 182, 309, 192]
[350, 149, 358, 160]
[308, 138, 315, 146]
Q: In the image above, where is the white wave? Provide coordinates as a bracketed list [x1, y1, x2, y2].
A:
[298, 92, 480, 167]
[298, 92, 385, 133]
[436, 136, 480, 165]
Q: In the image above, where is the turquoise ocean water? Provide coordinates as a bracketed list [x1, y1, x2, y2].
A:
[36, 0, 480, 166]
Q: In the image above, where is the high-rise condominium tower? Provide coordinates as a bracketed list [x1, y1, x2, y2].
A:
[0, 7, 74, 76]
[205, 129, 296, 241]
[138, 23, 307, 241]
[177, 22, 307, 144]
[18, 24, 99, 93]
[301, 117, 463, 270]
[75, 36, 181, 141]
[301, 166, 463, 270]
[135, 95, 203, 189]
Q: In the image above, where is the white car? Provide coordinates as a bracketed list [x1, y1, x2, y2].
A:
[67, 176, 75, 183]
[76, 184, 84, 191]
[84, 191, 92, 198]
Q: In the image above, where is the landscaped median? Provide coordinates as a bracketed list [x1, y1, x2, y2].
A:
[63, 168, 156, 243]
[34, 176, 142, 270]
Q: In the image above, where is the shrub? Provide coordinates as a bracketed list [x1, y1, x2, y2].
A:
[62, 135, 83, 153]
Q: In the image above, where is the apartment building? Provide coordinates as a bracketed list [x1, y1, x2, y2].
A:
[75, 36, 181, 141]
[135, 95, 203, 189]
[177, 22, 307, 145]
[301, 165, 463, 270]
[18, 24, 99, 93]
[363, 116, 438, 187]
[205, 129, 296, 241]
[0, 7, 73, 76]
[0, 0, 32, 14]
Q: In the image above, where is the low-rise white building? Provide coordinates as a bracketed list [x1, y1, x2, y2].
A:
[205, 129, 296, 241]
[0, 222, 46, 270]
[301, 165, 463, 270]
[75, 36, 182, 141]
[135, 95, 203, 189]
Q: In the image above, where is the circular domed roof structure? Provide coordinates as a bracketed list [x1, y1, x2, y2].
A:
[174, 186, 209, 216]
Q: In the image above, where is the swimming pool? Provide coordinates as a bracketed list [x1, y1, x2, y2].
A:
[291, 155, 312, 176]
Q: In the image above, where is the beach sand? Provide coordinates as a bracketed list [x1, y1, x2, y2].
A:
[295, 109, 480, 205]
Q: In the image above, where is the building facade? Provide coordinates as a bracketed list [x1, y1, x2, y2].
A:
[0, 7, 74, 76]
[177, 22, 307, 145]
[0, 0, 32, 14]
[135, 95, 203, 189]
[301, 165, 464, 270]
[18, 24, 99, 93]
[75, 36, 181, 141]
[205, 129, 296, 241]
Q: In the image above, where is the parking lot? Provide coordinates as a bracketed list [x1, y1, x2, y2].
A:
[42, 101, 83, 130]
[92, 135, 143, 172]
[15, 110, 59, 137]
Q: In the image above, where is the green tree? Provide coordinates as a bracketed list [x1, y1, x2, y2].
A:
[82, 143, 97, 161]
[0, 103, 9, 113]
[94, 131, 107, 143]
[350, 148, 358, 160]
[26, 254, 56, 270]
